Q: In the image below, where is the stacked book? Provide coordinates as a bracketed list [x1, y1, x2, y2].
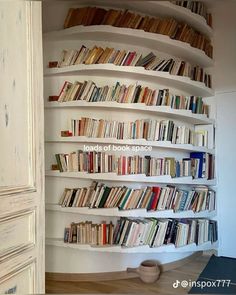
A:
[54, 151, 215, 179]
[172, 1, 212, 27]
[53, 46, 212, 88]
[49, 80, 210, 117]
[67, 117, 208, 147]
[63, 6, 213, 58]
[59, 181, 216, 212]
[64, 218, 218, 247]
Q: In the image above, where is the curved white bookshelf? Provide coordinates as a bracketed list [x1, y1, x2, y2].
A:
[46, 137, 215, 154]
[44, 64, 214, 97]
[44, 26, 213, 68]
[44, 1, 217, 274]
[61, 0, 213, 37]
[46, 204, 217, 219]
[45, 102, 214, 125]
[46, 238, 218, 253]
[45, 171, 216, 186]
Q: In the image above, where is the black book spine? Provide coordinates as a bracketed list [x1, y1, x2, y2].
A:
[169, 220, 178, 244]
[164, 220, 173, 244]
[113, 219, 121, 244]
[122, 220, 133, 246]
[150, 224, 159, 247]
[196, 222, 199, 245]
[68, 189, 77, 207]
[98, 187, 112, 208]
[144, 156, 151, 176]
[133, 85, 142, 103]
[114, 218, 126, 244]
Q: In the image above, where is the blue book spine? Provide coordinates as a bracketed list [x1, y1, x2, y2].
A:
[179, 191, 188, 211]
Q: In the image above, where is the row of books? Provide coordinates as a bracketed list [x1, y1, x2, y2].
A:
[63, 6, 213, 58]
[49, 80, 210, 117]
[54, 151, 215, 179]
[64, 220, 114, 245]
[59, 181, 216, 212]
[54, 46, 212, 87]
[64, 218, 218, 247]
[172, 1, 212, 27]
[67, 118, 208, 147]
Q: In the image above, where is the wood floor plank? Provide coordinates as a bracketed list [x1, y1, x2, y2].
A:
[46, 255, 210, 294]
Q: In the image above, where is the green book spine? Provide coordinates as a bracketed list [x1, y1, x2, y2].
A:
[98, 187, 112, 208]
[119, 189, 132, 209]
[55, 154, 63, 172]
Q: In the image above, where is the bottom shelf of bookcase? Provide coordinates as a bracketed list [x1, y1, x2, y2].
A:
[46, 238, 218, 253]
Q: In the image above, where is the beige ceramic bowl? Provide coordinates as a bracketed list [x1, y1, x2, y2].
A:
[127, 260, 161, 283]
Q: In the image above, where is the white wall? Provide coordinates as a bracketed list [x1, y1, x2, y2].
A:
[212, 0, 236, 258]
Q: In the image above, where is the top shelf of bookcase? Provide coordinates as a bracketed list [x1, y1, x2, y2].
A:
[44, 26, 213, 68]
[58, 0, 213, 37]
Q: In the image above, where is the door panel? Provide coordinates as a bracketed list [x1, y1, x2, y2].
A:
[0, 262, 35, 295]
[0, 210, 35, 260]
[0, 1, 34, 193]
[0, 1, 44, 293]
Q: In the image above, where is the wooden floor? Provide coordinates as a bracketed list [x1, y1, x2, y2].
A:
[46, 254, 210, 294]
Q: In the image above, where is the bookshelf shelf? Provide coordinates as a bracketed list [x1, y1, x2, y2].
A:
[46, 238, 218, 253]
[44, 25, 213, 68]
[44, 64, 214, 97]
[46, 137, 215, 154]
[46, 204, 217, 219]
[45, 170, 216, 186]
[45, 102, 214, 125]
[57, 0, 213, 37]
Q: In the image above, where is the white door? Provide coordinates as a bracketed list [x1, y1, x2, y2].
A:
[0, 1, 44, 294]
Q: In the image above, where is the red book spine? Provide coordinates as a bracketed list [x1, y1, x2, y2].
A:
[124, 52, 136, 66]
[48, 61, 58, 68]
[122, 156, 126, 175]
[48, 95, 59, 101]
[102, 223, 107, 245]
[150, 187, 161, 210]
[58, 81, 68, 97]
[89, 152, 94, 173]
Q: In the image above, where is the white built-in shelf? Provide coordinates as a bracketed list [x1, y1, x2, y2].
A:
[46, 204, 217, 219]
[44, 64, 214, 97]
[57, 1, 213, 37]
[45, 102, 214, 125]
[45, 171, 217, 186]
[46, 238, 218, 253]
[45, 137, 215, 154]
[44, 26, 213, 68]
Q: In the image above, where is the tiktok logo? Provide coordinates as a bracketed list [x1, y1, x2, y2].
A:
[173, 280, 180, 288]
